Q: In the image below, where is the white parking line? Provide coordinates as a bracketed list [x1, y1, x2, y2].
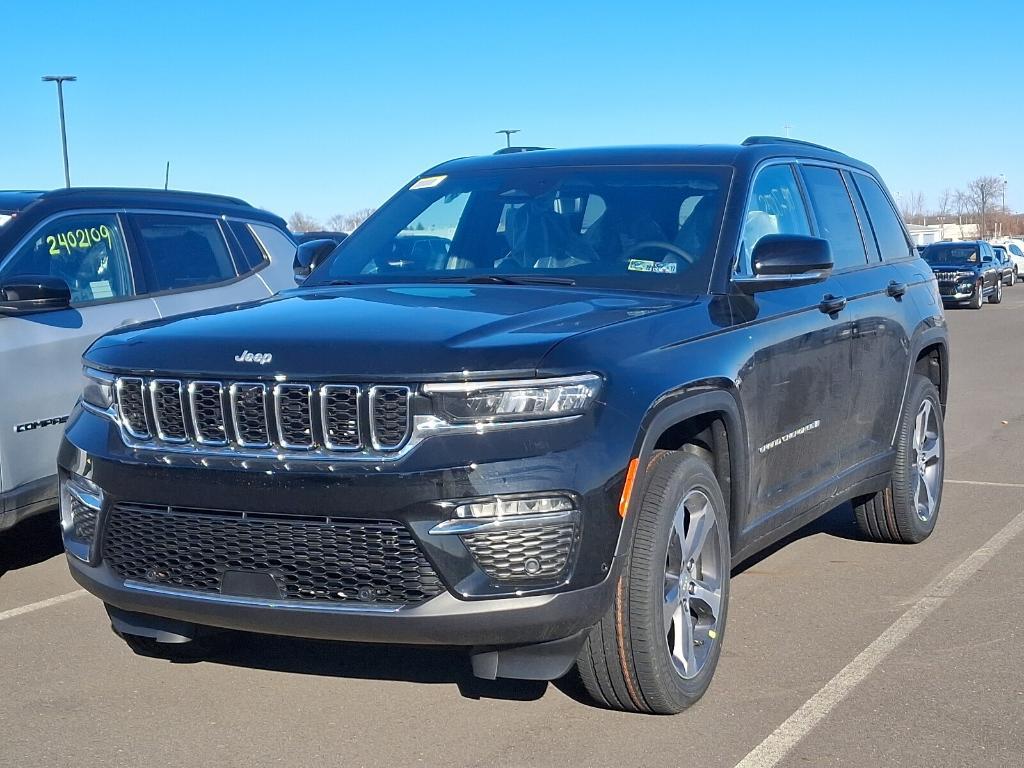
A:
[734, 508, 1024, 768]
[0, 590, 86, 623]
[945, 479, 1024, 489]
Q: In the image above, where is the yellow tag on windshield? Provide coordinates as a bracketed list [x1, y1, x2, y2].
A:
[410, 175, 446, 190]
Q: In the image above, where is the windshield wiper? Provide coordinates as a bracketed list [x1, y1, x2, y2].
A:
[436, 274, 576, 286]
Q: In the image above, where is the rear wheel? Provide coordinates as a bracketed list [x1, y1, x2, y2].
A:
[577, 451, 730, 714]
[989, 279, 1003, 304]
[852, 374, 944, 544]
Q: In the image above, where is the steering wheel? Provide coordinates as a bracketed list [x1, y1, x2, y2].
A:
[622, 240, 697, 266]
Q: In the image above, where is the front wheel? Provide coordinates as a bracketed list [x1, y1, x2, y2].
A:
[577, 452, 730, 714]
[852, 374, 944, 543]
[970, 281, 984, 309]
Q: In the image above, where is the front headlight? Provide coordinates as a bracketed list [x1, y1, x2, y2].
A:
[423, 374, 601, 425]
[82, 367, 115, 411]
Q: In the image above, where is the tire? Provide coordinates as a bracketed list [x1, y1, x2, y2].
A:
[852, 374, 944, 544]
[969, 281, 984, 309]
[577, 451, 730, 714]
[1006, 270, 1015, 287]
[119, 632, 227, 663]
[989, 279, 1003, 304]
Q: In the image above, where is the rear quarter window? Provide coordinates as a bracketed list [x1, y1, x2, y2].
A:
[227, 221, 270, 272]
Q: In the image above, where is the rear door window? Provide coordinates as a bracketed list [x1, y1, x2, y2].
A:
[800, 166, 869, 270]
[0, 212, 134, 304]
[130, 214, 238, 293]
[853, 174, 913, 262]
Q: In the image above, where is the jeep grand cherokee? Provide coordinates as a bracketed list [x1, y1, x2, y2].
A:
[58, 138, 949, 714]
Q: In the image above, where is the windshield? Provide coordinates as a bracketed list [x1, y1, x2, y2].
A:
[923, 244, 980, 266]
[307, 165, 732, 293]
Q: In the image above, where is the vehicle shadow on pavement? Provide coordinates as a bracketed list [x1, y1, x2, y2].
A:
[0, 512, 63, 578]
[203, 633, 552, 703]
[733, 501, 865, 576]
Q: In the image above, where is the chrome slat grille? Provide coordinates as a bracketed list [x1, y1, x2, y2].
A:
[369, 386, 411, 450]
[113, 376, 413, 457]
[150, 379, 188, 442]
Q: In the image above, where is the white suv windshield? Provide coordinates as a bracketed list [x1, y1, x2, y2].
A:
[309, 165, 732, 293]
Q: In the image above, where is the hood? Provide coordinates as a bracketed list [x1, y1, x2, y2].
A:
[86, 284, 690, 379]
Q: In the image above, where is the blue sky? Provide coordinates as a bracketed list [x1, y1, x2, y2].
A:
[3, 1, 1022, 221]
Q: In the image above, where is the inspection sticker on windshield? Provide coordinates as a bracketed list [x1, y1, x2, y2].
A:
[410, 175, 447, 190]
[628, 259, 676, 274]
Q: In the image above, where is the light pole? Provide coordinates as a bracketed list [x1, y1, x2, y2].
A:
[42, 75, 76, 188]
[496, 129, 520, 148]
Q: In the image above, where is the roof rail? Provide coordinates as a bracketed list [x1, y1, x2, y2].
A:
[493, 146, 550, 155]
[741, 136, 843, 154]
[40, 187, 252, 207]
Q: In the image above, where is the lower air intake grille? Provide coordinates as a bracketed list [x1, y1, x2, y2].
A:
[462, 523, 577, 581]
[101, 504, 443, 605]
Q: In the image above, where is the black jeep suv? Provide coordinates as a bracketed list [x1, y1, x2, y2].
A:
[59, 138, 949, 714]
[922, 240, 1003, 308]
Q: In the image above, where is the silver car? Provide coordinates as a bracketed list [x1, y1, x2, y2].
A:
[0, 188, 297, 532]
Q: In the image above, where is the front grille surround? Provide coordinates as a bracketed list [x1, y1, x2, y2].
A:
[114, 375, 414, 458]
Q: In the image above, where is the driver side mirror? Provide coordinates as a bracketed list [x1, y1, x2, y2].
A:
[735, 234, 833, 293]
[0, 275, 72, 315]
[294, 239, 338, 284]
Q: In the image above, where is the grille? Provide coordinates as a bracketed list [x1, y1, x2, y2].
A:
[462, 523, 577, 581]
[189, 381, 227, 445]
[101, 503, 444, 605]
[274, 384, 313, 449]
[116, 378, 150, 438]
[69, 497, 98, 543]
[231, 383, 270, 446]
[114, 376, 412, 456]
[322, 385, 360, 449]
[370, 386, 411, 449]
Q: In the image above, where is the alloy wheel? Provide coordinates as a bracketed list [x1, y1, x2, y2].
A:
[663, 488, 723, 680]
[912, 398, 942, 523]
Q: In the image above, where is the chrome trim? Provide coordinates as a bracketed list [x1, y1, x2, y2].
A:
[273, 383, 314, 450]
[115, 376, 150, 439]
[368, 385, 412, 451]
[149, 379, 187, 443]
[733, 271, 830, 288]
[429, 509, 577, 535]
[122, 580, 403, 614]
[320, 384, 362, 451]
[421, 373, 601, 394]
[187, 380, 228, 446]
[229, 382, 271, 448]
[65, 476, 103, 511]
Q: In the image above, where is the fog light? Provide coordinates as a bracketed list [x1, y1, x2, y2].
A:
[59, 473, 104, 563]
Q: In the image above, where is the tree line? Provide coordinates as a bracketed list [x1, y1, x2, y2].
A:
[288, 208, 376, 234]
[899, 176, 1020, 237]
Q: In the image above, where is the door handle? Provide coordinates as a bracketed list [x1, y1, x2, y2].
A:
[886, 281, 908, 298]
[819, 294, 848, 315]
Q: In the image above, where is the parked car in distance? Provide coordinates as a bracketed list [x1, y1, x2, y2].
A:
[0, 188, 296, 533]
[60, 138, 949, 714]
[991, 237, 1024, 280]
[991, 245, 1017, 286]
[922, 240, 1002, 308]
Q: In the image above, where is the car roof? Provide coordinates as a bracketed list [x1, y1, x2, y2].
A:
[424, 137, 875, 177]
[0, 190, 45, 214]
[0, 187, 286, 227]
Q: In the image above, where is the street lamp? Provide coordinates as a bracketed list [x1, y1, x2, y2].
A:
[496, 129, 520, 148]
[42, 75, 76, 188]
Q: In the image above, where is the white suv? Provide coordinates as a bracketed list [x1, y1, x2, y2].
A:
[991, 237, 1024, 278]
[0, 188, 298, 532]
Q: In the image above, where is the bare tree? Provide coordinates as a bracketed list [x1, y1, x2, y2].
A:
[909, 191, 926, 224]
[342, 208, 376, 231]
[953, 190, 971, 237]
[324, 214, 348, 232]
[288, 211, 321, 233]
[935, 188, 951, 222]
[968, 176, 1003, 237]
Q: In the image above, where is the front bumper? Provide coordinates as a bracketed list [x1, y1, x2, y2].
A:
[59, 403, 629, 648]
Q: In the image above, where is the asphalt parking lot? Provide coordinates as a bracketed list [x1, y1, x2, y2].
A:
[2, 290, 1023, 768]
